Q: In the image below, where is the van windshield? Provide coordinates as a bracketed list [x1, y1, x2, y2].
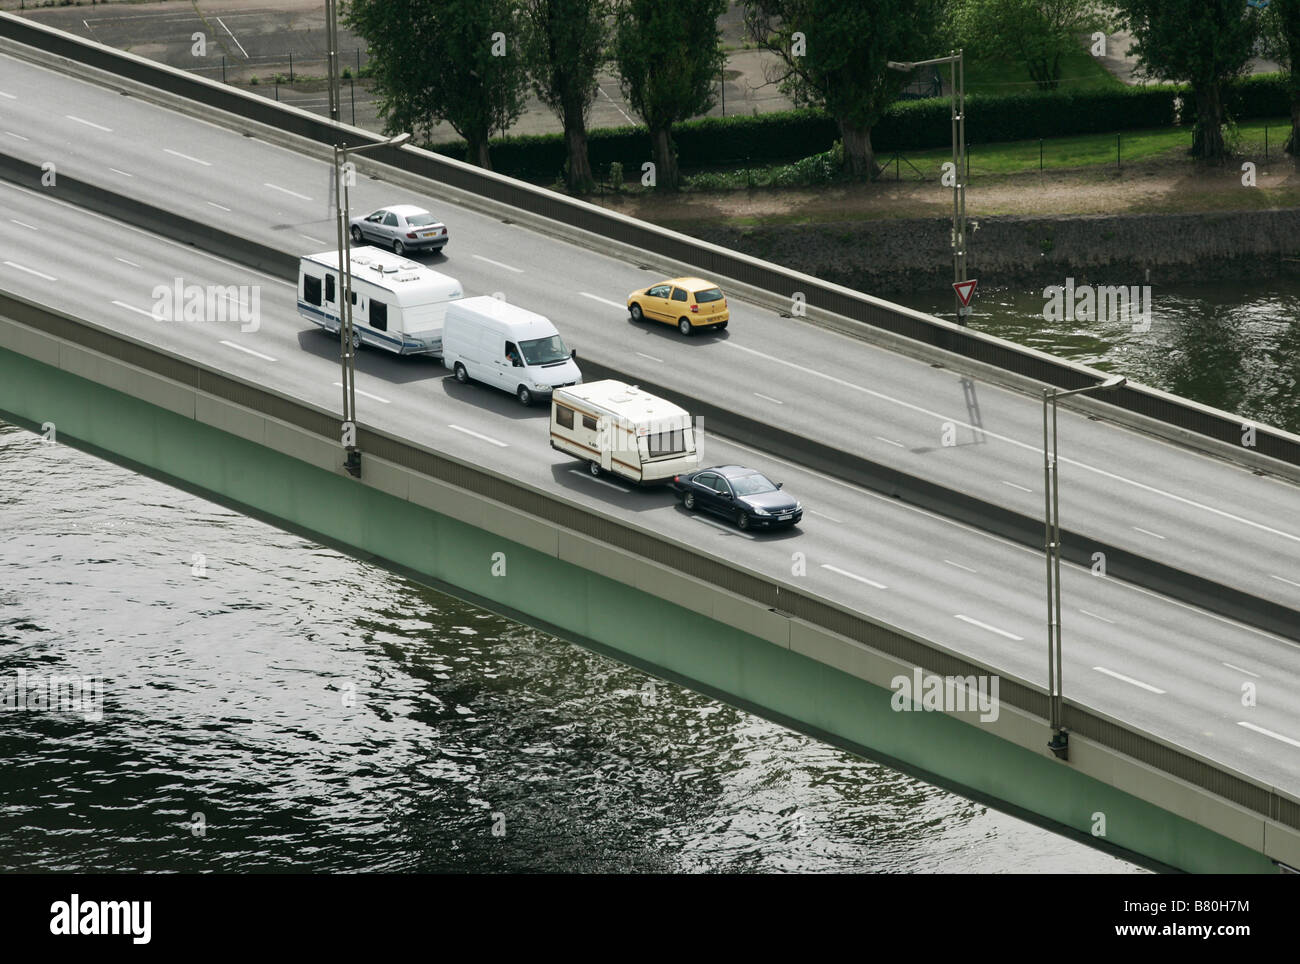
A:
[519, 334, 570, 366]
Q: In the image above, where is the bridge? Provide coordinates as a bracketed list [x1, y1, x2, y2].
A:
[1, 13, 1298, 873]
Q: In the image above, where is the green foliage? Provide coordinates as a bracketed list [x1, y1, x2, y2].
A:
[952, 0, 1107, 90]
[345, 0, 529, 168]
[608, 160, 624, 191]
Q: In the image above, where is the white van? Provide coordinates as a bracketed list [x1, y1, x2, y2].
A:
[297, 247, 463, 356]
[442, 295, 583, 406]
[550, 380, 700, 483]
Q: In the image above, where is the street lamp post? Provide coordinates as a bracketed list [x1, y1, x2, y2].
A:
[888, 51, 967, 323]
[330, 133, 410, 479]
[1042, 375, 1127, 760]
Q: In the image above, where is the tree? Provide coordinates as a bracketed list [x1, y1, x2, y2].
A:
[953, 0, 1106, 90]
[520, 0, 611, 192]
[344, 0, 528, 169]
[1115, 0, 1260, 161]
[745, 0, 948, 178]
[614, 0, 728, 190]
[1257, 0, 1300, 158]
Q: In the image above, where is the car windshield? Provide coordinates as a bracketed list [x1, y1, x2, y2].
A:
[405, 213, 438, 227]
[519, 334, 569, 365]
[693, 287, 724, 303]
[730, 473, 778, 496]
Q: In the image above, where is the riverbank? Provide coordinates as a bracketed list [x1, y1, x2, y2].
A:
[601, 154, 1300, 294]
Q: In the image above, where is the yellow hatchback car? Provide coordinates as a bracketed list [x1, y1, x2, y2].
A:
[627, 277, 730, 335]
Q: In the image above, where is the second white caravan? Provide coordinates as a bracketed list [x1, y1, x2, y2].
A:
[297, 247, 463, 356]
[442, 296, 582, 406]
[550, 380, 699, 483]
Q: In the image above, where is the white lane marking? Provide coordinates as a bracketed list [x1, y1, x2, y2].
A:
[1079, 608, 1116, 625]
[208, 201, 233, 212]
[0, 91, 14, 99]
[3, 261, 55, 281]
[164, 148, 211, 167]
[66, 115, 111, 132]
[3, 131, 30, 141]
[216, 17, 249, 58]
[1132, 526, 1166, 540]
[635, 351, 663, 363]
[722, 341, 1300, 547]
[109, 167, 133, 177]
[1271, 574, 1300, 589]
[1237, 721, 1300, 748]
[330, 383, 389, 404]
[221, 340, 276, 361]
[692, 515, 756, 539]
[821, 564, 887, 590]
[754, 392, 784, 405]
[112, 300, 155, 318]
[1092, 665, 1165, 694]
[448, 424, 508, 447]
[954, 614, 1023, 640]
[580, 292, 625, 309]
[568, 468, 623, 491]
[9, 219, 37, 231]
[1222, 661, 1260, 678]
[300, 234, 326, 245]
[472, 254, 523, 273]
[597, 83, 637, 124]
[807, 509, 841, 523]
[944, 559, 977, 573]
[874, 435, 904, 448]
[1001, 480, 1032, 493]
[264, 182, 312, 200]
[114, 257, 141, 268]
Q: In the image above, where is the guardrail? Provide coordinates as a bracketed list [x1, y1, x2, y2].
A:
[5, 10, 1300, 473]
[2, 285, 1297, 838]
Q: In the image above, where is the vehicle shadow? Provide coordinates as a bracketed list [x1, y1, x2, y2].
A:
[439, 377, 555, 422]
[294, 328, 449, 385]
[625, 316, 732, 346]
[547, 462, 676, 513]
[670, 502, 804, 540]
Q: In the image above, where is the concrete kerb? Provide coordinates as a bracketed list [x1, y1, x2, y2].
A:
[6, 28, 1300, 489]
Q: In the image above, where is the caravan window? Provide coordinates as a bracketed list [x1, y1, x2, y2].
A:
[555, 405, 575, 430]
[582, 415, 597, 431]
[326, 274, 336, 303]
[303, 274, 322, 306]
[370, 299, 389, 331]
[647, 426, 686, 458]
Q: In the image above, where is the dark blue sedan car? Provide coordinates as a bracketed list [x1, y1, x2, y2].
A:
[671, 465, 803, 531]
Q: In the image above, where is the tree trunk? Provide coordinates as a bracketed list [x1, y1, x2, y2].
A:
[838, 118, 878, 179]
[1286, 88, 1300, 160]
[1191, 84, 1225, 160]
[466, 135, 492, 170]
[651, 125, 679, 190]
[563, 110, 595, 193]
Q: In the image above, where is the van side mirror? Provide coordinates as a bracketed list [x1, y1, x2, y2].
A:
[570, 348, 578, 360]
[776, 482, 783, 489]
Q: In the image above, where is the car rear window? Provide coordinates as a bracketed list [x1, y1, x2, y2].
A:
[693, 287, 724, 303]
[406, 214, 438, 227]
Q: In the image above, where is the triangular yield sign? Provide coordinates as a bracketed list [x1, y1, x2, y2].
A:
[953, 279, 978, 307]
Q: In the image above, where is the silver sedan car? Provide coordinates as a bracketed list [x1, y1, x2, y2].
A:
[349, 204, 448, 256]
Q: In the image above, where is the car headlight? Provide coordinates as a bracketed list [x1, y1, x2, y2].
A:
[794, 502, 803, 512]
[752, 506, 771, 516]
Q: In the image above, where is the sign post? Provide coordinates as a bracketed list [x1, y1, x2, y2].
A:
[953, 278, 978, 320]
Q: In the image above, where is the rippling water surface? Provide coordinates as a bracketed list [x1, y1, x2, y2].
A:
[0, 425, 1137, 873]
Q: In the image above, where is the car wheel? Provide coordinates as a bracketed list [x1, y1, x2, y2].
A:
[630, 303, 644, 322]
[679, 317, 693, 336]
[736, 511, 750, 531]
[683, 491, 696, 511]
[588, 460, 601, 477]
[350, 226, 363, 243]
[517, 385, 533, 406]
[393, 239, 406, 256]
[454, 362, 469, 384]
[718, 321, 728, 330]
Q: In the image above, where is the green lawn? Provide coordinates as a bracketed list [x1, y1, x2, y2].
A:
[888, 117, 1293, 179]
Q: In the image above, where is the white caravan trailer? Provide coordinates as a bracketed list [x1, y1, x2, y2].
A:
[442, 295, 583, 406]
[550, 380, 700, 483]
[297, 247, 463, 356]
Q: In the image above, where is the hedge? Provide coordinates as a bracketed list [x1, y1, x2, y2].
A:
[431, 74, 1294, 181]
